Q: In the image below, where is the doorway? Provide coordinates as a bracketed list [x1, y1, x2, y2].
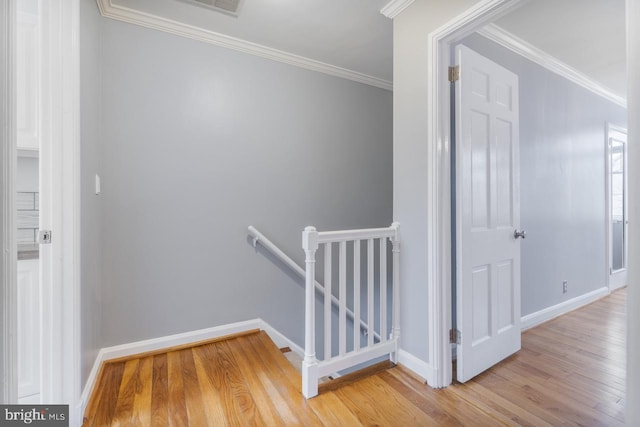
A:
[606, 124, 628, 291]
[424, 0, 528, 389]
[2, 0, 81, 414]
[428, 0, 627, 388]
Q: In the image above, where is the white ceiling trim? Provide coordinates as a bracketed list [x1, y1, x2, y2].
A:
[380, 0, 415, 19]
[96, 0, 393, 91]
[477, 24, 627, 108]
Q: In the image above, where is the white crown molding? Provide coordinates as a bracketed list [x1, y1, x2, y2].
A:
[380, 0, 415, 19]
[477, 24, 627, 108]
[96, 0, 392, 91]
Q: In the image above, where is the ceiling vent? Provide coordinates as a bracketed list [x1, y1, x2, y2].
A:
[178, 0, 243, 17]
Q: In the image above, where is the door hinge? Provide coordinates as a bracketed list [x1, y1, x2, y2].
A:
[449, 329, 461, 344]
[448, 65, 460, 82]
[38, 230, 52, 244]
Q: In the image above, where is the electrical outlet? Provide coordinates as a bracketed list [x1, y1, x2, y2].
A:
[563, 280, 568, 294]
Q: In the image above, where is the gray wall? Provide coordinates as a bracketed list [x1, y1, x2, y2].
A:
[80, 0, 103, 386]
[98, 19, 392, 347]
[460, 33, 627, 316]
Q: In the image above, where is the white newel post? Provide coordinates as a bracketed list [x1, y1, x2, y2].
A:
[302, 226, 319, 398]
[390, 222, 401, 363]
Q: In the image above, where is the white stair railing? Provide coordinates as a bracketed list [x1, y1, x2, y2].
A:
[302, 223, 400, 398]
[247, 226, 381, 342]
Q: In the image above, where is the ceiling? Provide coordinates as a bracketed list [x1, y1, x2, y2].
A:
[494, 0, 626, 99]
[106, 0, 626, 99]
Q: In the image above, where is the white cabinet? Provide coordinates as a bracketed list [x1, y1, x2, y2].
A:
[17, 259, 40, 403]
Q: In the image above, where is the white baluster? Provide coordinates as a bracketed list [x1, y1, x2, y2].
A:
[302, 226, 319, 398]
[353, 240, 361, 351]
[367, 238, 374, 347]
[390, 222, 400, 364]
[339, 241, 347, 356]
[380, 237, 387, 343]
[324, 243, 332, 361]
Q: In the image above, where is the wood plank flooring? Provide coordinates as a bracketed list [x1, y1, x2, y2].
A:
[84, 288, 626, 426]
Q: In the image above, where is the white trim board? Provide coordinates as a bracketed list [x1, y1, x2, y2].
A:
[520, 286, 610, 331]
[380, 0, 416, 19]
[260, 322, 304, 356]
[38, 0, 82, 416]
[477, 24, 627, 108]
[1, 0, 18, 404]
[96, 0, 392, 91]
[397, 349, 435, 386]
[79, 319, 303, 418]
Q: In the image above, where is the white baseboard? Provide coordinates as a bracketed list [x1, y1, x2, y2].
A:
[260, 322, 304, 356]
[79, 318, 282, 421]
[81, 318, 426, 420]
[521, 286, 609, 331]
[397, 349, 434, 385]
[610, 282, 627, 292]
[394, 287, 610, 393]
[72, 401, 84, 427]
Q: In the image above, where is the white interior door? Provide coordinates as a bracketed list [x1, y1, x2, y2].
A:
[16, 1, 42, 404]
[455, 45, 521, 383]
[5, 0, 78, 409]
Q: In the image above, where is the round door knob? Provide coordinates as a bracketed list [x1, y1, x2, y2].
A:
[514, 229, 526, 239]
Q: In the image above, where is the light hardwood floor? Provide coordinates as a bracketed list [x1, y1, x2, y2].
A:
[84, 288, 626, 426]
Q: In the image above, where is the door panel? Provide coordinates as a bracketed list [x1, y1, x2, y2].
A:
[456, 45, 521, 383]
[495, 120, 513, 227]
[471, 266, 490, 344]
[496, 260, 514, 332]
[471, 111, 490, 229]
[17, 259, 40, 402]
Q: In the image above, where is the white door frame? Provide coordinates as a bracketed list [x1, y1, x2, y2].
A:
[1, 0, 81, 417]
[425, 0, 526, 388]
[605, 123, 628, 291]
[1, 0, 18, 405]
[626, 3, 640, 424]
